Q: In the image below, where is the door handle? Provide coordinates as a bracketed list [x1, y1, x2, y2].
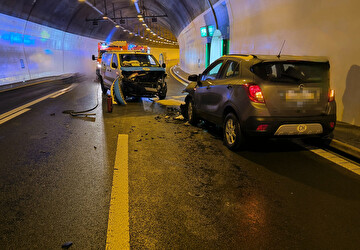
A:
[227, 85, 232, 89]
[206, 86, 211, 90]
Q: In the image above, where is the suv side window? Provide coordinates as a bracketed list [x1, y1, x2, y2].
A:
[221, 60, 240, 79]
[111, 54, 118, 69]
[201, 60, 224, 81]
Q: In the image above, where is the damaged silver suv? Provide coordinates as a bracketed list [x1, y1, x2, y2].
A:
[183, 54, 336, 150]
[98, 51, 167, 99]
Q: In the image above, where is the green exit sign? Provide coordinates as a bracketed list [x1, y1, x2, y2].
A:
[208, 25, 214, 36]
[200, 26, 208, 37]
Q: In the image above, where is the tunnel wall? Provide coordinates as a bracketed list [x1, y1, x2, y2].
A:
[178, 0, 360, 125]
[0, 13, 99, 85]
[0, 13, 180, 87]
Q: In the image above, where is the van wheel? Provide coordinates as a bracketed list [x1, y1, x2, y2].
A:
[223, 113, 245, 150]
[99, 76, 107, 95]
[186, 98, 198, 125]
[158, 83, 167, 100]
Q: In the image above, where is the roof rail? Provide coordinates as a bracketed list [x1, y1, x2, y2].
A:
[227, 54, 257, 58]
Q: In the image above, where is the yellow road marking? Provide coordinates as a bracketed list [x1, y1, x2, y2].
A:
[49, 85, 73, 98]
[170, 66, 188, 86]
[0, 108, 31, 125]
[0, 86, 74, 124]
[295, 140, 360, 175]
[106, 134, 130, 249]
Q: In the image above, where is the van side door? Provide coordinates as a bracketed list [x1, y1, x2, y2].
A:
[108, 53, 119, 84]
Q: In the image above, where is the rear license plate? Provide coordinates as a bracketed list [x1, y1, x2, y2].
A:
[286, 91, 315, 100]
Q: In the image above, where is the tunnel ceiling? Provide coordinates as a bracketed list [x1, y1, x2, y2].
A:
[0, 0, 219, 47]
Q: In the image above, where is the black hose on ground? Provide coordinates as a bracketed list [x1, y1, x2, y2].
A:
[62, 80, 100, 117]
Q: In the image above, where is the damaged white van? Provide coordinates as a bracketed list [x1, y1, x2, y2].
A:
[97, 51, 167, 100]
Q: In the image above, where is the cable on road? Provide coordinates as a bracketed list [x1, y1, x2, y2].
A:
[62, 79, 100, 117]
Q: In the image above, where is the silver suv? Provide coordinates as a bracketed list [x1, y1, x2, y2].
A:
[183, 54, 336, 150]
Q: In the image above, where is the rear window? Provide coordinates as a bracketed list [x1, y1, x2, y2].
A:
[251, 61, 329, 83]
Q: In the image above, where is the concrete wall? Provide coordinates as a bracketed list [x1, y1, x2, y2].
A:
[150, 47, 180, 64]
[0, 13, 99, 85]
[177, 0, 360, 125]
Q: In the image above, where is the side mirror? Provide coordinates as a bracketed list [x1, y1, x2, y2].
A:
[188, 74, 199, 82]
[92, 55, 96, 61]
[112, 62, 118, 68]
[162, 63, 166, 68]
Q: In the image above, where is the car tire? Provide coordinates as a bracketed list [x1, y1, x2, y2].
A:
[223, 113, 245, 150]
[186, 98, 198, 125]
[158, 82, 167, 100]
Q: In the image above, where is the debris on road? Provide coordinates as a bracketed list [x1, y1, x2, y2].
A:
[61, 242, 73, 249]
[174, 115, 184, 120]
[188, 192, 204, 198]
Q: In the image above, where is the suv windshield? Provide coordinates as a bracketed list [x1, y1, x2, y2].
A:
[119, 54, 160, 67]
[251, 61, 329, 83]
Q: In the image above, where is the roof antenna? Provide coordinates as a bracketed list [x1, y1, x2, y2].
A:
[277, 40, 286, 58]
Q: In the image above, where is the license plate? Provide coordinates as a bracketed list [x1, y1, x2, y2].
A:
[286, 91, 315, 100]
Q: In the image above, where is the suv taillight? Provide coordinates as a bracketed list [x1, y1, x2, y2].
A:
[328, 89, 335, 102]
[244, 83, 265, 103]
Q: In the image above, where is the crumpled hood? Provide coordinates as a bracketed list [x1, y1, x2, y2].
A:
[121, 66, 165, 72]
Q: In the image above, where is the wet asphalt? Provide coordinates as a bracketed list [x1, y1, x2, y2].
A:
[1, 67, 360, 249]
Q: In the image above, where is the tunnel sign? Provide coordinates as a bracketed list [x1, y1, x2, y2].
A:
[208, 26, 214, 36]
[200, 26, 208, 37]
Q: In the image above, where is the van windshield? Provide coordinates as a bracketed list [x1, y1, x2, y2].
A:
[251, 61, 329, 83]
[119, 54, 160, 67]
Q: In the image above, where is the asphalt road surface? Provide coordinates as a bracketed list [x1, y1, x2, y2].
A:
[1, 66, 360, 249]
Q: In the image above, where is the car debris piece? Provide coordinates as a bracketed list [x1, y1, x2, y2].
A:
[174, 115, 184, 120]
[61, 242, 73, 249]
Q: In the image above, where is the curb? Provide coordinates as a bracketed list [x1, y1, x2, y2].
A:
[329, 139, 360, 160]
[0, 73, 79, 93]
[170, 66, 190, 84]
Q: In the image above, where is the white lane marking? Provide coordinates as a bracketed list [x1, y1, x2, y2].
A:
[295, 140, 360, 175]
[0, 108, 31, 125]
[0, 85, 74, 124]
[106, 134, 130, 249]
[169, 66, 188, 86]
